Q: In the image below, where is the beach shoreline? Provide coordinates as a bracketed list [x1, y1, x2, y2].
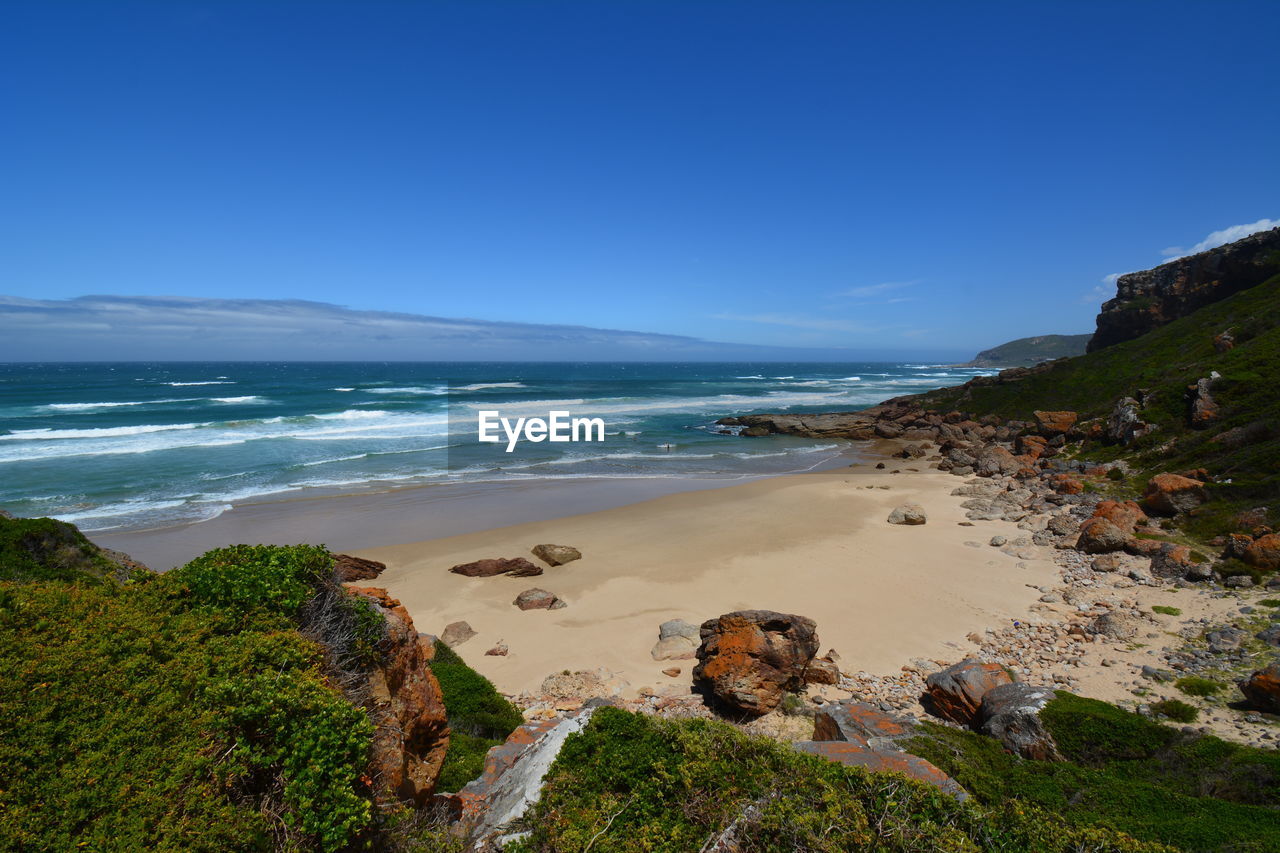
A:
[352, 450, 1064, 699]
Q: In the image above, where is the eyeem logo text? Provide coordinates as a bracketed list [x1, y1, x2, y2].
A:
[477, 410, 606, 452]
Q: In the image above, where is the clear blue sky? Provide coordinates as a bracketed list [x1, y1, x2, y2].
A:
[3, 1, 1277, 358]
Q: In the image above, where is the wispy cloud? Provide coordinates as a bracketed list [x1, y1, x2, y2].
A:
[1158, 217, 1278, 262]
[712, 312, 880, 334]
[0, 295, 864, 361]
[837, 280, 919, 300]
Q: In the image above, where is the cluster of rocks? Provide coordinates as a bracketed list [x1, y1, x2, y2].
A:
[448, 544, 582, 615]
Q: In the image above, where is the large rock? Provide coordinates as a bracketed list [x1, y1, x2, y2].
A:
[974, 445, 1021, 477]
[887, 503, 927, 525]
[345, 587, 451, 805]
[924, 659, 1013, 726]
[1091, 500, 1148, 534]
[332, 553, 386, 581]
[1033, 411, 1078, 436]
[650, 618, 701, 661]
[976, 683, 1062, 761]
[1089, 612, 1139, 640]
[814, 701, 916, 747]
[1187, 376, 1220, 428]
[513, 588, 566, 610]
[1244, 534, 1280, 572]
[1106, 397, 1151, 445]
[450, 557, 542, 578]
[692, 610, 819, 716]
[531, 543, 582, 566]
[1148, 544, 1197, 580]
[1238, 663, 1280, 713]
[440, 620, 477, 647]
[1090, 226, 1280, 351]
[1141, 474, 1209, 516]
[1075, 517, 1131, 554]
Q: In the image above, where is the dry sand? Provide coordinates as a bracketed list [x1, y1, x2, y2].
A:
[358, 462, 1061, 697]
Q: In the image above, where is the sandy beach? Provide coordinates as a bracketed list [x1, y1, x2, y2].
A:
[356, 458, 1062, 698]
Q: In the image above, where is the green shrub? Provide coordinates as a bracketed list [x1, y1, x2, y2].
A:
[430, 640, 523, 791]
[1108, 467, 1127, 481]
[1175, 676, 1224, 697]
[1218, 557, 1269, 584]
[1152, 605, 1182, 616]
[174, 543, 335, 618]
[1150, 699, 1199, 723]
[1260, 598, 1280, 607]
[0, 515, 136, 584]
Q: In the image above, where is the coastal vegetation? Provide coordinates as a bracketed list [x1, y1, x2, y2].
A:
[963, 333, 1092, 367]
[430, 639, 523, 791]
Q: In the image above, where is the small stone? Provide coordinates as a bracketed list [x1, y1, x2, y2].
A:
[485, 641, 508, 656]
[662, 667, 681, 677]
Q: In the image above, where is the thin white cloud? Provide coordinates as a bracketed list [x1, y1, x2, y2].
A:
[1160, 217, 1278, 262]
[713, 312, 879, 334]
[838, 280, 918, 299]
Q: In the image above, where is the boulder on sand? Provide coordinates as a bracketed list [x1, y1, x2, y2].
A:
[531, 544, 582, 566]
[440, 620, 477, 647]
[923, 659, 1013, 726]
[333, 553, 386, 582]
[450, 557, 542, 578]
[1075, 517, 1130, 554]
[887, 504, 928, 525]
[513, 588, 567, 611]
[650, 618, 701, 661]
[692, 610, 819, 716]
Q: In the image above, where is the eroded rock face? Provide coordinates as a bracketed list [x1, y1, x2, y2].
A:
[332, 553, 386, 582]
[692, 610, 819, 716]
[1089, 226, 1280, 351]
[1141, 474, 1209, 516]
[1238, 663, 1280, 713]
[886, 503, 928, 525]
[531, 544, 582, 566]
[924, 659, 1012, 726]
[976, 683, 1061, 761]
[345, 586, 450, 805]
[450, 557, 542, 578]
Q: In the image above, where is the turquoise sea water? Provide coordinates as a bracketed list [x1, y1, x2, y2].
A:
[0, 362, 992, 532]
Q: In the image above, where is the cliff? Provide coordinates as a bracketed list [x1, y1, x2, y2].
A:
[1089, 226, 1280, 351]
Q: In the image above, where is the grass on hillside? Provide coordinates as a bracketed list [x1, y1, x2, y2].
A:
[0, 515, 140, 584]
[906, 693, 1280, 853]
[918, 272, 1280, 536]
[508, 706, 1170, 852]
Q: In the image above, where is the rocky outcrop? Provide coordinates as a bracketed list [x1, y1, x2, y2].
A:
[1089, 226, 1280, 351]
[1106, 396, 1151, 445]
[1075, 517, 1130, 554]
[345, 586, 450, 805]
[692, 610, 820, 716]
[531, 544, 581, 566]
[923, 659, 1012, 726]
[886, 503, 927, 525]
[650, 618, 701, 661]
[454, 702, 606, 843]
[1033, 411, 1078, 436]
[1186, 375, 1220, 428]
[332, 553, 386, 582]
[450, 557, 542, 578]
[1238, 663, 1280, 713]
[975, 683, 1061, 761]
[793, 741, 967, 800]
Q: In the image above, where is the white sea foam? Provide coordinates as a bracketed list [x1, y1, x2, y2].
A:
[166, 380, 235, 386]
[211, 396, 268, 404]
[454, 382, 527, 391]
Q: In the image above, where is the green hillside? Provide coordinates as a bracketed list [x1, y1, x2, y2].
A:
[963, 333, 1093, 367]
[922, 272, 1280, 535]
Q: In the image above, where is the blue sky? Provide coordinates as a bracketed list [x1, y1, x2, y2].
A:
[3, 1, 1278, 360]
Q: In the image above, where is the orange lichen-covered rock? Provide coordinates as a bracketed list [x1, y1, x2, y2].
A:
[1048, 473, 1083, 495]
[1033, 410, 1078, 436]
[1238, 663, 1280, 713]
[1141, 473, 1208, 516]
[924, 659, 1012, 726]
[792, 741, 967, 800]
[1243, 534, 1280, 572]
[692, 610, 819, 716]
[1075, 517, 1130, 554]
[1092, 500, 1148, 534]
[346, 586, 451, 805]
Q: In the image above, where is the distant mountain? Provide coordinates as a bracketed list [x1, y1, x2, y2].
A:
[961, 334, 1092, 367]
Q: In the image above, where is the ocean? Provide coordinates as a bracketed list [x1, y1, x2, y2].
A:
[0, 362, 992, 533]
